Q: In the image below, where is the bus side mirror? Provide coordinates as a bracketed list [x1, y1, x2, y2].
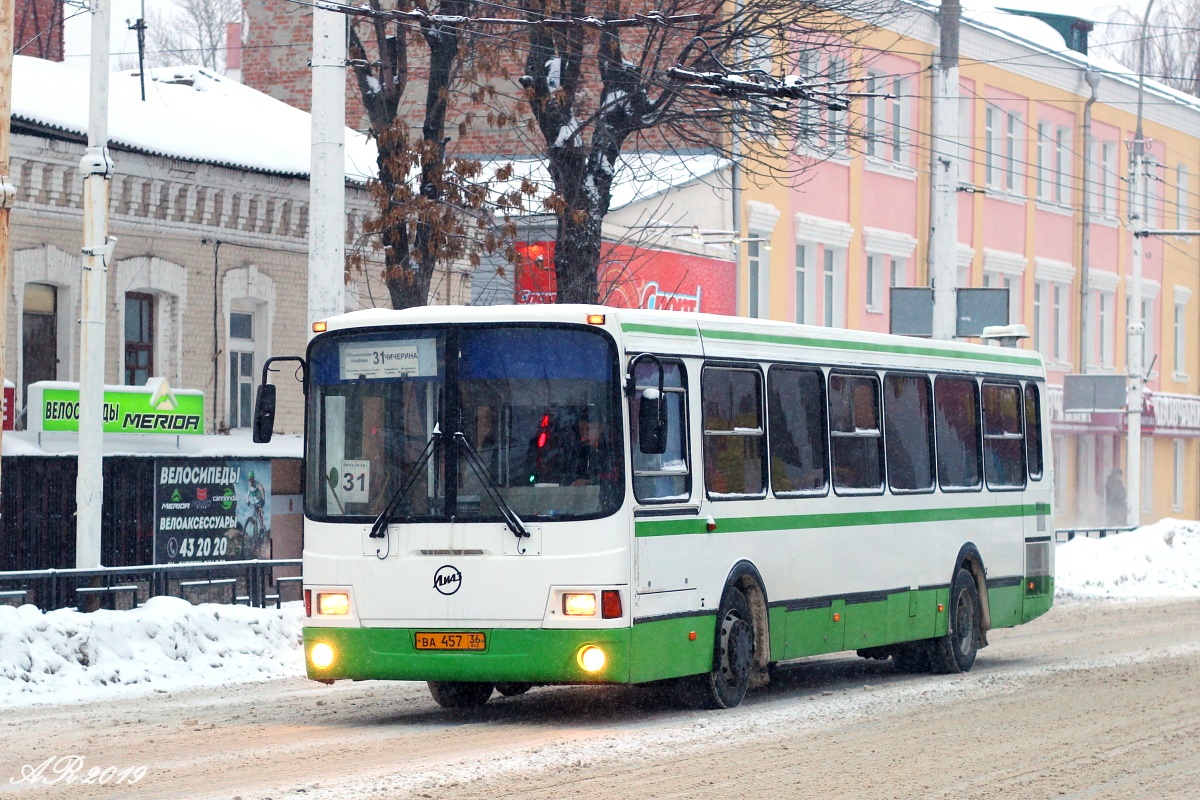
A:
[638, 388, 667, 455]
[252, 384, 276, 444]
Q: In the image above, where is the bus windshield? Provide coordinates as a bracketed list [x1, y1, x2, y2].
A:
[305, 324, 623, 522]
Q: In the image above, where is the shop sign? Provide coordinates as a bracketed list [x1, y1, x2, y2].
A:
[3, 380, 13, 431]
[154, 458, 272, 563]
[27, 379, 205, 435]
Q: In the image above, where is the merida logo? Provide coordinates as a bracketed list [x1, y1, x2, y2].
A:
[122, 413, 201, 432]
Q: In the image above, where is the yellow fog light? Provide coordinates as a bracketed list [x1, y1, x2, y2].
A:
[317, 592, 350, 616]
[562, 592, 597, 616]
[577, 645, 606, 673]
[310, 642, 335, 669]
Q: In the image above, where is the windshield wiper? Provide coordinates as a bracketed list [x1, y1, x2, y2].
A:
[454, 431, 529, 538]
[368, 425, 442, 539]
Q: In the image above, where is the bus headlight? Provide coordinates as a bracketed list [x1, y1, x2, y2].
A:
[562, 593, 597, 616]
[310, 642, 335, 669]
[317, 592, 350, 616]
[577, 645, 606, 673]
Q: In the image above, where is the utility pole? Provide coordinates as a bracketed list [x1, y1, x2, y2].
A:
[308, 2, 346, 333]
[1080, 68, 1100, 373]
[77, 0, 116, 569]
[929, 0, 960, 340]
[1126, 0, 1156, 528]
[0, 0, 16, 482]
[128, 0, 147, 102]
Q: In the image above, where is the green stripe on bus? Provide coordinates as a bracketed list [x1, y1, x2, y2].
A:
[635, 503, 1045, 538]
[619, 322, 699, 337]
[698, 327, 1043, 367]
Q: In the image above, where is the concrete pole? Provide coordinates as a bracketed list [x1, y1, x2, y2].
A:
[0, 0, 16, 477]
[929, 0, 960, 340]
[308, 3, 346, 334]
[1126, 0, 1155, 527]
[1079, 69, 1100, 374]
[76, 0, 115, 568]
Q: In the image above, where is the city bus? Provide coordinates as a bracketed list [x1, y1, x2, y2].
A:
[252, 305, 1054, 709]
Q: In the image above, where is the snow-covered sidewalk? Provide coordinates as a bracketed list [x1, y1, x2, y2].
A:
[0, 596, 303, 709]
[1055, 518, 1200, 599]
[2, 519, 1198, 709]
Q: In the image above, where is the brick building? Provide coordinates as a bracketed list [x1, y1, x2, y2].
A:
[14, 0, 63, 62]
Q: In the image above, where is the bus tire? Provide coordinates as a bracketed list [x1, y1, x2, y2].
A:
[891, 641, 933, 673]
[494, 682, 532, 697]
[427, 681, 494, 708]
[699, 585, 755, 709]
[930, 568, 981, 674]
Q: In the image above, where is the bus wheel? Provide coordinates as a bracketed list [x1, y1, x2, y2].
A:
[930, 568, 981, 674]
[427, 681, 494, 708]
[494, 682, 532, 697]
[700, 586, 755, 709]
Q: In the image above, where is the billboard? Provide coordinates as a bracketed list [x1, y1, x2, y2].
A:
[27, 380, 205, 435]
[154, 458, 272, 563]
[515, 241, 736, 315]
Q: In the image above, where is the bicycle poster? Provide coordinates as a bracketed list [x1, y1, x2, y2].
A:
[153, 458, 273, 563]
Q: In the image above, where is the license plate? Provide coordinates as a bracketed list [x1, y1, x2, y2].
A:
[414, 631, 486, 651]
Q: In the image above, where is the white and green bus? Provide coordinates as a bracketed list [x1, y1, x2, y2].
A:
[253, 305, 1053, 709]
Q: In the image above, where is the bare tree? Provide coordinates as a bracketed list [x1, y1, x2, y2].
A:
[1097, 1, 1200, 97]
[510, 0, 897, 303]
[144, 0, 242, 72]
[345, 1, 522, 309]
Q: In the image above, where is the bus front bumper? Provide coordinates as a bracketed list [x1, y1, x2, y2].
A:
[303, 625, 632, 684]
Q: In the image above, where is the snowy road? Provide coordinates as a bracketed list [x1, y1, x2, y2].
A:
[3, 597, 1199, 800]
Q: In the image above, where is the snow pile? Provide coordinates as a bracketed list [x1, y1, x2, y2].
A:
[1056, 518, 1200, 600]
[0, 596, 304, 708]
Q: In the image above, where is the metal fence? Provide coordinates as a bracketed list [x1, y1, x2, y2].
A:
[0, 559, 302, 612]
[1054, 526, 1138, 543]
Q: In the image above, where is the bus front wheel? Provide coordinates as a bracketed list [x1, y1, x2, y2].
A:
[698, 586, 755, 709]
[427, 681, 494, 708]
[930, 568, 981, 674]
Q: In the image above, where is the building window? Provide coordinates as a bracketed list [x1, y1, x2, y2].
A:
[124, 292, 154, 386]
[795, 244, 808, 324]
[748, 237, 768, 318]
[986, 105, 1022, 193]
[821, 247, 845, 327]
[889, 257, 906, 288]
[1101, 142, 1117, 215]
[825, 55, 847, 151]
[22, 283, 58, 405]
[229, 311, 255, 429]
[1144, 162, 1159, 227]
[984, 271, 1021, 327]
[958, 95, 973, 183]
[866, 72, 906, 164]
[1177, 164, 1189, 230]
[1037, 123, 1071, 204]
[1098, 291, 1114, 368]
[1034, 281, 1069, 363]
[865, 254, 883, 313]
[1175, 300, 1188, 376]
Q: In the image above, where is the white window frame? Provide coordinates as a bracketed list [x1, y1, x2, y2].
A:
[1174, 285, 1192, 380]
[12, 246, 79, 399]
[221, 264, 275, 431]
[1177, 164, 1190, 232]
[1035, 259, 1074, 367]
[795, 213, 853, 329]
[983, 249, 1026, 327]
[865, 254, 883, 313]
[795, 243, 813, 324]
[1054, 125, 1070, 204]
[228, 309, 257, 430]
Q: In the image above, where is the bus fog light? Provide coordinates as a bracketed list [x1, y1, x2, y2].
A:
[578, 645, 606, 673]
[563, 593, 597, 616]
[317, 592, 350, 616]
[310, 642, 336, 669]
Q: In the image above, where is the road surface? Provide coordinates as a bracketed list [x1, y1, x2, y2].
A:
[4, 597, 1199, 800]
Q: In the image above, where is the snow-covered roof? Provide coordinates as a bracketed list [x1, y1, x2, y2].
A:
[487, 152, 728, 216]
[10, 55, 378, 181]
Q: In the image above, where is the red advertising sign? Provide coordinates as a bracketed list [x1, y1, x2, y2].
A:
[2, 380, 13, 431]
[515, 241, 736, 315]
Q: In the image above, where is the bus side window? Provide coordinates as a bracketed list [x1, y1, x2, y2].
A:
[982, 382, 1027, 490]
[1025, 383, 1044, 481]
[631, 361, 690, 503]
[828, 372, 884, 494]
[883, 373, 935, 494]
[702, 367, 767, 499]
[767, 366, 828, 496]
[934, 376, 982, 492]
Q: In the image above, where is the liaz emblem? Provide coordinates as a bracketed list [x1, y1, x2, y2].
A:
[433, 565, 462, 596]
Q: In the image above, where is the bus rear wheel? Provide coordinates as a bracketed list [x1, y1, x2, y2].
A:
[427, 681, 494, 708]
[930, 568, 981, 674]
[697, 586, 755, 709]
